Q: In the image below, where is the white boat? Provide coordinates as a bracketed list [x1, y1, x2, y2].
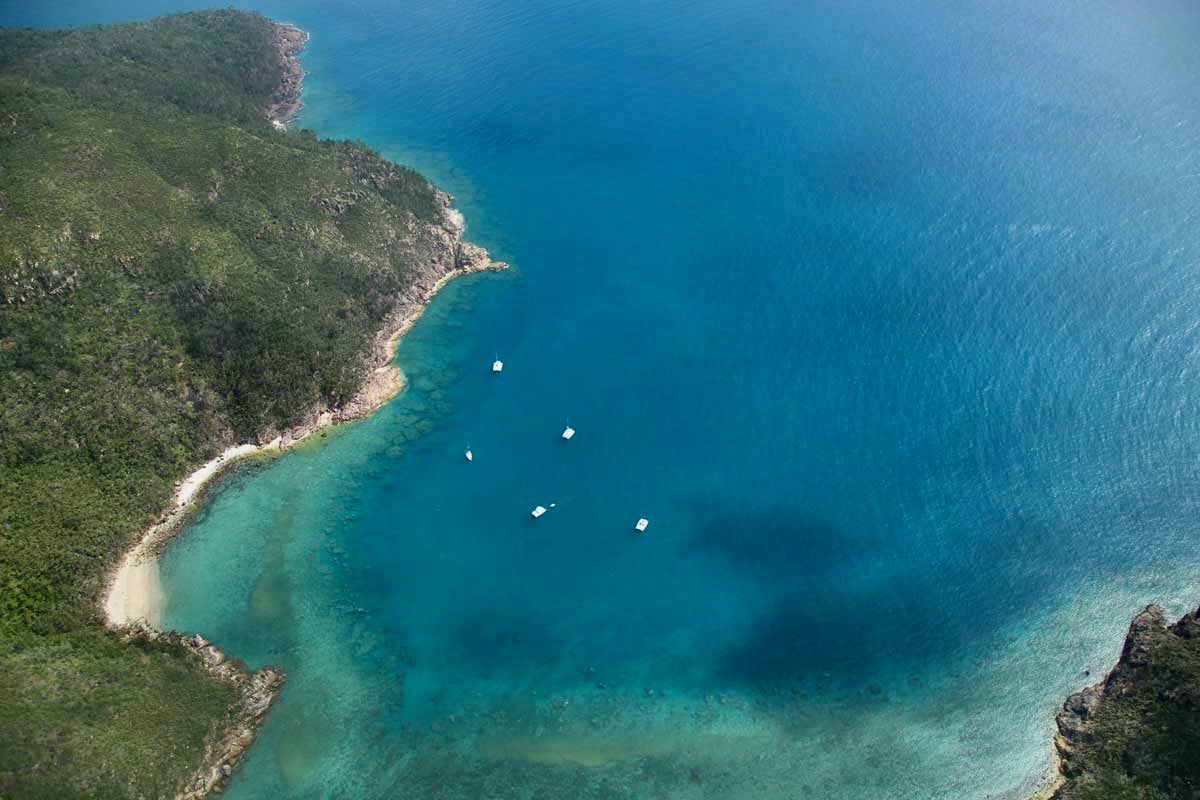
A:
[465, 449, 473, 462]
[532, 505, 547, 518]
[492, 359, 504, 373]
[561, 426, 575, 440]
[634, 518, 649, 532]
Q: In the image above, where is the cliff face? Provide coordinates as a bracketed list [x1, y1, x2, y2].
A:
[1049, 604, 1200, 800]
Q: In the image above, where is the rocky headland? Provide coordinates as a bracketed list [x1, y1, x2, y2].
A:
[267, 188, 504, 449]
[110, 624, 286, 799]
[1040, 603, 1200, 799]
[265, 23, 308, 128]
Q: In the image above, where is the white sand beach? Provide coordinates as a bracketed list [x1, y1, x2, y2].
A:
[104, 443, 268, 627]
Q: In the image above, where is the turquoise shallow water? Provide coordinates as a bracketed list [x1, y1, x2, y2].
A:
[7, 0, 1200, 796]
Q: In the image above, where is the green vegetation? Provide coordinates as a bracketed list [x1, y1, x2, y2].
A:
[0, 10, 446, 797]
[1053, 606, 1200, 800]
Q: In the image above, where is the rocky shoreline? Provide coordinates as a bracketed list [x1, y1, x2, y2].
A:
[101, 22, 507, 799]
[113, 624, 286, 799]
[114, 198, 504, 798]
[265, 22, 309, 128]
[1039, 603, 1200, 799]
[106, 193, 503, 798]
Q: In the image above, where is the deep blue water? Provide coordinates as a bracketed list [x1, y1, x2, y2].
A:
[8, 0, 1200, 796]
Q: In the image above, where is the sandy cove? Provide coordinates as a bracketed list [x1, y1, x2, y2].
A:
[104, 249, 506, 630]
[96, 20, 507, 798]
[101, 183, 505, 800]
[102, 246, 505, 799]
[103, 443, 264, 628]
[106, 21, 504, 624]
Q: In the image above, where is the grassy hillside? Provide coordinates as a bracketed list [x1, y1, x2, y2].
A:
[0, 10, 447, 797]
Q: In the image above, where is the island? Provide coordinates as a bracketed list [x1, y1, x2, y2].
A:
[0, 10, 501, 798]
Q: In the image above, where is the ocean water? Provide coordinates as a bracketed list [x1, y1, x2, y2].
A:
[8, 0, 1200, 796]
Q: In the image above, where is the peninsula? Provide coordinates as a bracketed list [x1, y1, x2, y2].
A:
[0, 10, 501, 797]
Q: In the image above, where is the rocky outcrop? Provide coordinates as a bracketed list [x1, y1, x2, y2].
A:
[1054, 605, 1165, 776]
[334, 194, 497, 415]
[265, 23, 308, 128]
[1042, 604, 1200, 798]
[118, 624, 285, 799]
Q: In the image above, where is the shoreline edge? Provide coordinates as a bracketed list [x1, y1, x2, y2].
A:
[98, 20, 507, 798]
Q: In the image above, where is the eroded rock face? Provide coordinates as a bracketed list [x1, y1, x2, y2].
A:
[1054, 684, 1102, 775]
[1168, 605, 1200, 640]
